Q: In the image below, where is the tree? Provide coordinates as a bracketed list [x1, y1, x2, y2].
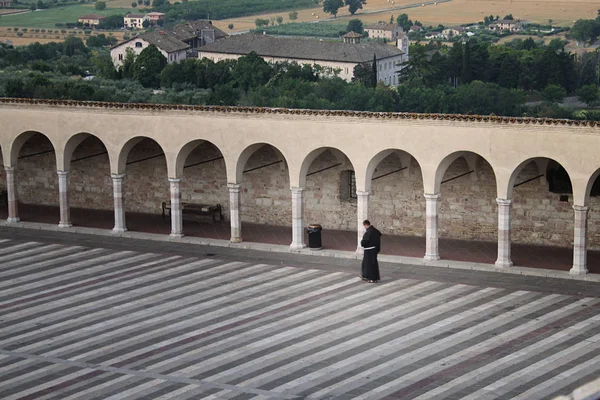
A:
[131, 1, 137, 7]
[503, 14, 513, 20]
[461, 40, 473, 84]
[345, 0, 366, 15]
[255, 18, 269, 28]
[571, 19, 599, 43]
[5, 78, 25, 98]
[323, 0, 343, 18]
[228, 23, 234, 30]
[396, 13, 411, 32]
[577, 84, 599, 105]
[94, 0, 106, 10]
[132, 44, 167, 88]
[231, 51, 272, 91]
[542, 84, 567, 103]
[289, 10, 298, 21]
[579, 56, 598, 86]
[390, 15, 393, 24]
[63, 36, 87, 56]
[276, 16, 283, 24]
[346, 19, 363, 34]
[142, 19, 150, 28]
[99, 15, 124, 29]
[152, 0, 166, 7]
[352, 62, 375, 87]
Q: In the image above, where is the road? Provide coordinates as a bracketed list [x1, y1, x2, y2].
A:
[0, 227, 599, 399]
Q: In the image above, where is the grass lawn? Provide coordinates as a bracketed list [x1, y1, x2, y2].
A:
[0, 4, 131, 28]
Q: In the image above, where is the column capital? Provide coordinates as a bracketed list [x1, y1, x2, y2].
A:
[4, 166, 16, 173]
[573, 205, 589, 212]
[111, 173, 126, 180]
[168, 178, 182, 184]
[424, 193, 440, 201]
[290, 187, 304, 194]
[57, 170, 70, 177]
[496, 198, 512, 206]
[356, 191, 370, 197]
[228, 183, 242, 191]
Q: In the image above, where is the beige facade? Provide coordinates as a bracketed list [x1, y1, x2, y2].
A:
[489, 20, 522, 32]
[146, 12, 165, 25]
[124, 14, 148, 29]
[1, 99, 600, 275]
[364, 23, 403, 41]
[78, 14, 106, 28]
[110, 37, 187, 67]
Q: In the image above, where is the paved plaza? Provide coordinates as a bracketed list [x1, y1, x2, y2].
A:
[0, 230, 599, 399]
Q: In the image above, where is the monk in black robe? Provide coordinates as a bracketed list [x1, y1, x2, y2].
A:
[360, 220, 381, 283]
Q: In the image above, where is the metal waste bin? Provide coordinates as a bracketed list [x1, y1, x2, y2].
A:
[307, 224, 323, 250]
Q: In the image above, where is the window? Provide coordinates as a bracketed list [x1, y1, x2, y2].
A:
[340, 170, 357, 201]
[135, 42, 142, 48]
[118, 54, 123, 61]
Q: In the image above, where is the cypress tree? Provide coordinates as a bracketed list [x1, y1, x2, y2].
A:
[461, 39, 473, 84]
[372, 53, 377, 87]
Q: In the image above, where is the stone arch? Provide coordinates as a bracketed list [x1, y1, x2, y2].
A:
[433, 151, 499, 196]
[506, 157, 573, 201]
[174, 139, 228, 179]
[233, 142, 291, 185]
[298, 147, 357, 189]
[364, 148, 424, 193]
[584, 169, 600, 205]
[7, 131, 57, 167]
[62, 132, 113, 172]
[115, 136, 167, 175]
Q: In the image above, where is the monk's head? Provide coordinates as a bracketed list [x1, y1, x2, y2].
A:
[363, 220, 371, 229]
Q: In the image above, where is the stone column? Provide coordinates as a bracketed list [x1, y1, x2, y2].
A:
[111, 173, 127, 233]
[356, 191, 370, 252]
[169, 178, 183, 238]
[57, 170, 72, 228]
[228, 183, 242, 243]
[424, 193, 440, 261]
[495, 198, 513, 268]
[290, 187, 306, 250]
[571, 205, 589, 275]
[5, 166, 19, 223]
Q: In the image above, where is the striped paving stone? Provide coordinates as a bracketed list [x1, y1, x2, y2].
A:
[0, 240, 599, 399]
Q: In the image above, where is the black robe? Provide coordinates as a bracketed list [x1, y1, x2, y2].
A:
[361, 226, 382, 281]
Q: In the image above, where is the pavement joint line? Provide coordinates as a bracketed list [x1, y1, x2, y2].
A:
[0, 349, 300, 399]
[3, 221, 600, 283]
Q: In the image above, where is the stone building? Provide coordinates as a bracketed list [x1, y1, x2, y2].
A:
[124, 14, 148, 29]
[77, 14, 106, 28]
[198, 32, 409, 85]
[364, 22, 403, 41]
[110, 31, 189, 67]
[489, 19, 523, 32]
[1, 99, 600, 276]
[168, 20, 227, 50]
[0, 0, 13, 7]
[146, 12, 165, 26]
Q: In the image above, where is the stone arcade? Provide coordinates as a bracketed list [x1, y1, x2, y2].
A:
[1, 98, 600, 275]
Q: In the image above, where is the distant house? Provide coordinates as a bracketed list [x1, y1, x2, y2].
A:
[0, 0, 13, 7]
[124, 14, 148, 29]
[78, 14, 106, 28]
[409, 25, 423, 32]
[442, 26, 466, 39]
[168, 20, 228, 50]
[110, 30, 189, 67]
[364, 22, 403, 41]
[424, 31, 444, 40]
[146, 12, 165, 26]
[489, 19, 523, 32]
[198, 32, 409, 85]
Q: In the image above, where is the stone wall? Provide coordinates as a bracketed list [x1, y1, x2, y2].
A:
[11, 134, 600, 249]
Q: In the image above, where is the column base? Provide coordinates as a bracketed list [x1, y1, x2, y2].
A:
[569, 266, 588, 275]
[290, 243, 307, 250]
[170, 233, 184, 238]
[230, 237, 243, 244]
[112, 227, 127, 234]
[6, 217, 20, 224]
[424, 254, 440, 262]
[58, 222, 73, 229]
[495, 260, 513, 268]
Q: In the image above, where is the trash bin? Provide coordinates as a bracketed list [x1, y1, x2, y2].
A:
[307, 224, 323, 250]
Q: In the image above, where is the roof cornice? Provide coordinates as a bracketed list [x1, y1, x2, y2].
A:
[0, 98, 597, 127]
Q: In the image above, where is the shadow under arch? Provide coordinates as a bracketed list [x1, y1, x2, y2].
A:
[174, 139, 228, 179]
[434, 151, 499, 196]
[62, 132, 113, 172]
[8, 131, 57, 167]
[234, 142, 290, 185]
[585, 169, 600, 205]
[298, 146, 356, 189]
[364, 148, 424, 192]
[115, 136, 167, 175]
[506, 157, 573, 201]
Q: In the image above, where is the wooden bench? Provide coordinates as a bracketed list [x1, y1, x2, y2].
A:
[161, 202, 224, 223]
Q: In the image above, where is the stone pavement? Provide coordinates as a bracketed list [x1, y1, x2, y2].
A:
[5, 204, 600, 275]
[0, 234, 599, 400]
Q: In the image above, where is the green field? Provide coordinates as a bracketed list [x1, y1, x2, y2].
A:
[0, 5, 131, 28]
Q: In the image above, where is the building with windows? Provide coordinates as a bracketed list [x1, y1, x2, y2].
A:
[169, 20, 227, 50]
[0, 0, 13, 7]
[146, 12, 165, 25]
[77, 14, 106, 28]
[489, 19, 523, 32]
[124, 14, 149, 29]
[110, 31, 189, 67]
[364, 22, 404, 41]
[198, 32, 409, 85]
